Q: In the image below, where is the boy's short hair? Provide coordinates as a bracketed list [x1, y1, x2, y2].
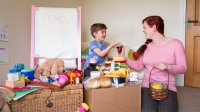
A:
[91, 23, 107, 38]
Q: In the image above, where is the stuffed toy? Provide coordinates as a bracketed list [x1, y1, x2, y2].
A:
[34, 59, 65, 79]
[0, 87, 15, 112]
[51, 59, 64, 75]
[34, 59, 54, 79]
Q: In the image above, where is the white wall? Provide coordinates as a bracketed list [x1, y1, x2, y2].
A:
[82, 0, 185, 86]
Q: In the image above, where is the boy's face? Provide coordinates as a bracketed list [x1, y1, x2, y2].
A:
[93, 29, 106, 42]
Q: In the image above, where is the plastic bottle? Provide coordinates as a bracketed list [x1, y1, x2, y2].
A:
[75, 76, 80, 84]
[110, 61, 115, 72]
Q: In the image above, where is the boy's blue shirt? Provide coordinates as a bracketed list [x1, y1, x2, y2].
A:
[85, 40, 107, 68]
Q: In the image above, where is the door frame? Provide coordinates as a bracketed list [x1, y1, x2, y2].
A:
[176, 0, 186, 86]
[175, 0, 186, 86]
[180, 0, 186, 46]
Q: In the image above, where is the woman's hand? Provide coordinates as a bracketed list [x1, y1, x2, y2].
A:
[155, 63, 168, 70]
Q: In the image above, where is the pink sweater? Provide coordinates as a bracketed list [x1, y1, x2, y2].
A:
[126, 39, 187, 92]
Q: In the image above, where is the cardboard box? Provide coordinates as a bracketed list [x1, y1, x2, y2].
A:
[6, 80, 25, 88]
[7, 73, 21, 81]
[84, 84, 141, 112]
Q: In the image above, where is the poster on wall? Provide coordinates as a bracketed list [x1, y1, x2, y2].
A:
[0, 47, 9, 64]
[0, 24, 8, 42]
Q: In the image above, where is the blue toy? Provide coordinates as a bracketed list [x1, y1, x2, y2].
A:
[14, 63, 25, 71]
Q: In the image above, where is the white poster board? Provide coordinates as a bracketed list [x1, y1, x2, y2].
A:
[31, 6, 81, 69]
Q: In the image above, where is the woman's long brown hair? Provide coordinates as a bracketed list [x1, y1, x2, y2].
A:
[135, 16, 164, 60]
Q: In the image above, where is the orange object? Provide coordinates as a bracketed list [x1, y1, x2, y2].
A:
[66, 71, 81, 84]
[69, 75, 74, 84]
[71, 72, 77, 78]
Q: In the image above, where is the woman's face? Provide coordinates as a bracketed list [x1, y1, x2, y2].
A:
[142, 21, 155, 39]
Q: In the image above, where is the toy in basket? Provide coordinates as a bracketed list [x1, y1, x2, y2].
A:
[31, 59, 68, 90]
[148, 68, 169, 100]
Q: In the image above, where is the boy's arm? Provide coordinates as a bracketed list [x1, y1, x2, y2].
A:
[93, 41, 118, 57]
[93, 46, 112, 57]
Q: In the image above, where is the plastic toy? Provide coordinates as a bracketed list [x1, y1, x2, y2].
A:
[66, 71, 76, 84]
[79, 103, 89, 112]
[57, 75, 68, 85]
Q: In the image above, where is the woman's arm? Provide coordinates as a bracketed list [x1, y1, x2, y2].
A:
[126, 56, 144, 71]
[167, 41, 187, 74]
[120, 46, 144, 71]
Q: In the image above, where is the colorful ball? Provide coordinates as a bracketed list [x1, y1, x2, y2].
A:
[80, 103, 89, 112]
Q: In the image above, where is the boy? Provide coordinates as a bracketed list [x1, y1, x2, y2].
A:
[85, 23, 119, 68]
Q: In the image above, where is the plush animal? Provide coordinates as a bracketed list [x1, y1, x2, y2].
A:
[34, 59, 54, 79]
[34, 59, 65, 79]
[51, 59, 64, 75]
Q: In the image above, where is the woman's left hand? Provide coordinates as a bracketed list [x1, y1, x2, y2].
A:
[155, 63, 168, 70]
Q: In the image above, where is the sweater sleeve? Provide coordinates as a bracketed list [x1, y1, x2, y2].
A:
[167, 41, 187, 74]
[126, 56, 144, 71]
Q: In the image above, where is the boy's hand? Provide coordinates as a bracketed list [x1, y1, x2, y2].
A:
[110, 41, 119, 48]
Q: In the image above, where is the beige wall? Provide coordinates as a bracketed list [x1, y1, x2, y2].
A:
[82, 0, 184, 55]
[0, 0, 185, 85]
[0, 0, 83, 84]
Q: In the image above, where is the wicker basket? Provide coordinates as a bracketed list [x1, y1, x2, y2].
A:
[149, 82, 168, 100]
[148, 68, 169, 100]
[10, 84, 83, 112]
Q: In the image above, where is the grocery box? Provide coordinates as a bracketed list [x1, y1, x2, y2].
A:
[6, 80, 25, 88]
[84, 84, 141, 112]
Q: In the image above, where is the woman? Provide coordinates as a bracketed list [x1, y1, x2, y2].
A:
[122, 16, 187, 112]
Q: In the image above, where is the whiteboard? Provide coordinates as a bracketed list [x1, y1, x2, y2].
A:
[35, 7, 78, 58]
[31, 6, 81, 69]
